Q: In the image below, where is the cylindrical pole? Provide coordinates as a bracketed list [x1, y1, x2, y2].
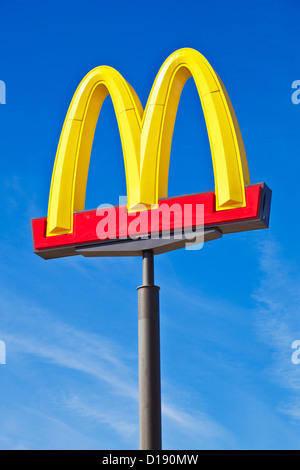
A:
[137, 250, 162, 450]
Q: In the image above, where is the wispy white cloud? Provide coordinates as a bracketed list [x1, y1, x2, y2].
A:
[0, 406, 99, 450]
[162, 402, 229, 440]
[0, 288, 231, 448]
[1, 308, 139, 401]
[252, 236, 300, 418]
[63, 394, 137, 438]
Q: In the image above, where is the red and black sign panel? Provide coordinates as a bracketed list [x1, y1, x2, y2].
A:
[31, 183, 271, 260]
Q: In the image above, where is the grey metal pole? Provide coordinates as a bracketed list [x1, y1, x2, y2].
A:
[137, 250, 162, 450]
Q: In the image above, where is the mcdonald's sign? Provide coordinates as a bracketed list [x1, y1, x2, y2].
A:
[31, 48, 271, 259]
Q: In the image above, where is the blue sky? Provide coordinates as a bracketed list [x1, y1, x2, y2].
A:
[0, 0, 300, 450]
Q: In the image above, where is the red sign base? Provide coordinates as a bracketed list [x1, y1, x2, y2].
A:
[31, 183, 271, 260]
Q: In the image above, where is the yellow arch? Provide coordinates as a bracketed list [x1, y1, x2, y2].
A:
[47, 66, 143, 235]
[47, 48, 250, 236]
[139, 48, 250, 210]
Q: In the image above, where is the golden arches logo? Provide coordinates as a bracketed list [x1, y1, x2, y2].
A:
[47, 48, 250, 236]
